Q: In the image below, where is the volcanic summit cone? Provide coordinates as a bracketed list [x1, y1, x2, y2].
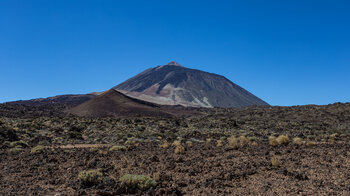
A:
[114, 61, 268, 108]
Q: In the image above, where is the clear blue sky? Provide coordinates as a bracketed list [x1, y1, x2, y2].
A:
[1, 0, 349, 106]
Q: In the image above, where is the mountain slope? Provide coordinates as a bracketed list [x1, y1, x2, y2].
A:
[66, 89, 173, 117]
[6, 94, 96, 106]
[114, 61, 268, 108]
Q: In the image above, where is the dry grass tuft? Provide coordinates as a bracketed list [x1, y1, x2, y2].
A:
[185, 141, 193, 147]
[269, 136, 279, 146]
[172, 140, 181, 146]
[159, 141, 169, 148]
[271, 156, 280, 167]
[30, 145, 46, 154]
[238, 135, 249, 147]
[329, 133, 338, 144]
[293, 137, 303, 145]
[276, 135, 290, 145]
[216, 140, 223, 147]
[306, 141, 316, 146]
[174, 144, 185, 154]
[228, 136, 238, 149]
[109, 145, 127, 151]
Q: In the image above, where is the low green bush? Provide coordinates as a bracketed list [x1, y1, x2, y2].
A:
[109, 145, 127, 151]
[120, 174, 157, 190]
[78, 169, 103, 187]
[9, 146, 23, 153]
[10, 140, 28, 147]
[30, 145, 46, 154]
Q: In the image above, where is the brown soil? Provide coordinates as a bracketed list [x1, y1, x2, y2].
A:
[1, 142, 350, 195]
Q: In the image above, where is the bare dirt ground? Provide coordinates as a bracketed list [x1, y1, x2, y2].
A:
[1, 102, 350, 195]
[1, 142, 350, 195]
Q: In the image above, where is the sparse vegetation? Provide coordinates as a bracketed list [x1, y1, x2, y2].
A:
[172, 140, 181, 146]
[216, 139, 223, 147]
[185, 141, 193, 147]
[120, 174, 157, 190]
[30, 145, 46, 154]
[271, 156, 280, 167]
[269, 136, 279, 146]
[109, 145, 127, 151]
[228, 136, 238, 149]
[293, 137, 303, 145]
[9, 146, 23, 153]
[248, 136, 257, 141]
[238, 135, 249, 147]
[174, 144, 185, 154]
[159, 140, 169, 148]
[276, 135, 290, 145]
[306, 141, 317, 146]
[10, 140, 28, 148]
[78, 169, 103, 187]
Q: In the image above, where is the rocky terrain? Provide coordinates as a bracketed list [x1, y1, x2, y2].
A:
[114, 61, 268, 108]
[1, 101, 350, 195]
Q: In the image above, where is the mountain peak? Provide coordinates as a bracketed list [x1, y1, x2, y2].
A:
[114, 62, 269, 108]
[166, 61, 183, 67]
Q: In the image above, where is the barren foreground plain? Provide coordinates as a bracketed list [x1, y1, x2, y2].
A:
[1, 102, 350, 195]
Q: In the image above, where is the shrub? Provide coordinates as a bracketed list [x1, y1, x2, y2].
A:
[269, 136, 279, 146]
[109, 145, 127, 151]
[220, 136, 227, 141]
[228, 136, 238, 149]
[159, 141, 169, 148]
[89, 148, 99, 152]
[293, 137, 303, 145]
[174, 144, 185, 154]
[30, 145, 46, 154]
[125, 140, 133, 145]
[185, 141, 193, 147]
[330, 133, 338, 138]
[3, 141, 11, 146]
[216, 140, 223, 147]
[329, 133, 338, 144]
[120, 174, 156, 190]
[238, 135, 249, 147]
[172, 140, 181, 146]
[78, 169, 103, 187]
[271, 156, 280, 167]
[10, 140, 28, 148]
[9, 146, 23, 153]
[248, 136, 257, 141]
[276, 135, 290, 145]
[306, 141, 316, 146]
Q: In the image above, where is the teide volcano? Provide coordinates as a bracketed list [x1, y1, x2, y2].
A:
[114, 61, 268, 108]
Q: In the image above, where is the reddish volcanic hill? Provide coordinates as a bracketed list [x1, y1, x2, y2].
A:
[67, 89, 173, 117]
